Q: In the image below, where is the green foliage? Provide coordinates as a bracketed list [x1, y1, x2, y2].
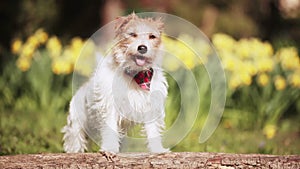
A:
[0, 52, 71, 155]
[1, 32, 300, 155]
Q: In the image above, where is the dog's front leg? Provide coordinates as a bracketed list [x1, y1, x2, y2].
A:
[100, 108, 120, 153]
[144, 119, 169, 153]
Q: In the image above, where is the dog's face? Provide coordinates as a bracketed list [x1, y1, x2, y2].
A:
[113, 13, 164, 76]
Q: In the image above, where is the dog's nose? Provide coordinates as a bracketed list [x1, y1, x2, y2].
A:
[137, 45, 147, 54]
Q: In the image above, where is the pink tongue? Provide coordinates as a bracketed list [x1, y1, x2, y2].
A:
[136, 58, 146, 66]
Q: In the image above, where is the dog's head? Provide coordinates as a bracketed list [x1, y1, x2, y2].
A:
[112, 13, 164, 77]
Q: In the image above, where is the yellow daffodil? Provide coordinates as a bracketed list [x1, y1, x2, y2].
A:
[16, 57, 31, 72]
[257, 73, 269, 86]
[229, 74, 242, 89]
[74, 40, 97, 76]
[162, 35, 198, 70]
[34, 28, 48, 44]
[71, 37, 83, 48]
[235, 39, 251, 59]
[289, 71, 300, 88]
[52, 59, 73, 75]
[70, 37, 84, 61]
[240, 72, 252, 86]
[262, 42, 274, 57]
[243, 61, 257, 76]
[274, 76, 286, 90]
[276, 47, 300, 70]
[11, 39, 23, 54]
[212, 33, 236, 52]
[27, 35, 39, 48]
[81, 40, 95, 58]
[256, 58, 274, 73]
[219, 51, 237, 71]
[20, 43, 35, 59]
[46, 36, 62, 58]
[263, 124, 277, 139]
[163, 55, 181, 71]
[253, 39, 273, 58]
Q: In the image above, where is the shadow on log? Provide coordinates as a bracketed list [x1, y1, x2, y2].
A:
[0, 152, 299, 168]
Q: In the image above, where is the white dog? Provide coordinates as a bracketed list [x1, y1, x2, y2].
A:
[62, 13, 169, 153]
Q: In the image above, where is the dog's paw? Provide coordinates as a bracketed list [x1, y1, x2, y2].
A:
[99, 151, 117, 161]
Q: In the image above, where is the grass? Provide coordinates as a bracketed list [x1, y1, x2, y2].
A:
[1, 106, 299, 155]
[173, 118, 300, 154]
[0, 109, 66, 155]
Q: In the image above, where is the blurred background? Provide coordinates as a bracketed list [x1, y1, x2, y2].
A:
[0, 0, 300, 155]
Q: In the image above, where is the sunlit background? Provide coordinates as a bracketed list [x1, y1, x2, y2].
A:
[0, 0, 300, 155]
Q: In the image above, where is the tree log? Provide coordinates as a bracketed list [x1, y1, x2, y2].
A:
[0, 152, 299, 169]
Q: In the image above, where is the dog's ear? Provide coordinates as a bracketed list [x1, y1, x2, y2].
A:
[115, 13, 137, 36]
[129, 11, 137, 19]
[155, 17, 164, 33]
[115, 16, 127, 32]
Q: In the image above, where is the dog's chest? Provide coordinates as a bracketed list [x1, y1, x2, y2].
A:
[93, 57, 167, 123]
[114, 88, 163, 123]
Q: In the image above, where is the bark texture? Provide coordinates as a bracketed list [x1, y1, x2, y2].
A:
[0, 152, 299, 169]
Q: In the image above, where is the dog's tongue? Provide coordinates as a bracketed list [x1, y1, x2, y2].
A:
[133, 68, 153, 91]
[136, 57, 146, 66]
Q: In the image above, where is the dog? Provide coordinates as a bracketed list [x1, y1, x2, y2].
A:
[61, 13, 169, 153]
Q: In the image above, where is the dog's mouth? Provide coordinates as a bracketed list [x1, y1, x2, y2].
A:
[133, 55, 151, 66]
[124, 55, 154, 91]
[135, 55, 146, 66]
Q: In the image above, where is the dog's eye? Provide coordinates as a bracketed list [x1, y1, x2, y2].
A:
[129, 32, 137, 37]
[149, 34, 156, 39]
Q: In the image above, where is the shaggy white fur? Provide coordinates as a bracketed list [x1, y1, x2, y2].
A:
[62, 13, 169, 153]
